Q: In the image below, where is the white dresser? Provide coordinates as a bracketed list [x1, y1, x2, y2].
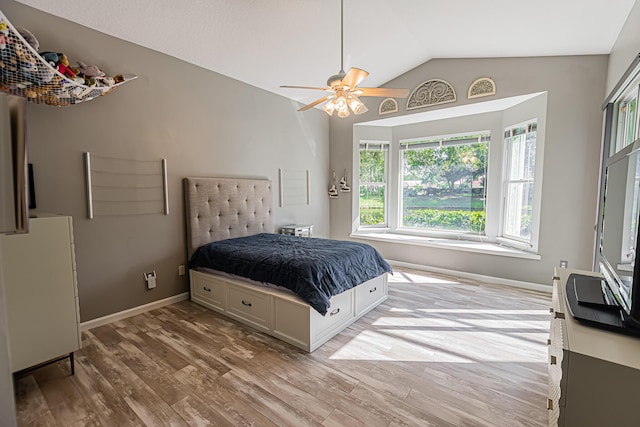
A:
[549, 268, 640, 426]
[0, 215, 81, 373]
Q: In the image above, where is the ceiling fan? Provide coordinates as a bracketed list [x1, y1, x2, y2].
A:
[281, 0, 409, 118]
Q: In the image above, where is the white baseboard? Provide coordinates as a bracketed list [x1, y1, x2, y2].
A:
[387, 260, 551, 293]
[80, 292, 189, 331]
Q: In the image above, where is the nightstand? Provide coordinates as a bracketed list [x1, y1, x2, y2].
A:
[280, 224, 313, 237]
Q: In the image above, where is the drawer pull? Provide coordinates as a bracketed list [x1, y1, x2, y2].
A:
[369, 287, 377, 293]
[554, 312, 565, 319]
[550, 355, 557, 365]
[241, 300, 252, 307]
[330, 308, 340, 316]
[547, 338, 551, 346]
[548, 399, 554, 410]
[203, 286, 212, 292]
[549, 307, 554, 313]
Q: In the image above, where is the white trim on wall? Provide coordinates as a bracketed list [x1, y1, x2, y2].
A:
[388, 259, 550, 293]
[80, 292, 189, 331]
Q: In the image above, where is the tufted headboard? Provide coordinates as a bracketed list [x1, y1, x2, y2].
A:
[183, 177, 274, 259]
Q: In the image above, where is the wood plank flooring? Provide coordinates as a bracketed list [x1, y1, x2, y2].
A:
[14, 268, 551, 426]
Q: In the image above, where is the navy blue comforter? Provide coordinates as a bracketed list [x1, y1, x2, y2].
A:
[188, 233, 391, 315]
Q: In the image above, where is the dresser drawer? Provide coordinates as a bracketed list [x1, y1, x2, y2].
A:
[312, 289, 355, 339]
[356, 276, 386, 315]
[191, 272, 227, 312]
[227, 286, 271, 332]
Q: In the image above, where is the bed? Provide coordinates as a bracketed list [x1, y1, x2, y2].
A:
[184, 176, 390, 352]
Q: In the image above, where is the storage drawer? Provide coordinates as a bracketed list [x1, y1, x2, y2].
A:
[312, 289, 354, 339]
[191, 272, 227, 312]
[272, 298, 311, 351]
[227, 286, 271, 332]
[356, 276, 386, 315]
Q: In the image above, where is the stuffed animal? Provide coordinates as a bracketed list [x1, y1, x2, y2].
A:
[14, 44, 37, 72]
[40, 52, 83, 84]
[16, 27, 38, 51]
[57, 54, 77, 78]
[77, 61, 104, 78]
[97, 76, 115, 87]
[0, 20, 8, 50]
[40, 51, 59, 66]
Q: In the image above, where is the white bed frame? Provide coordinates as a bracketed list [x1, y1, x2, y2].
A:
[184, 177, 388, 352]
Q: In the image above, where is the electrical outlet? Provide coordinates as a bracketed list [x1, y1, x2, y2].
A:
[559, 260, 568, 268]
[144, 271, 157, 289]
[178, 265, 186, 276]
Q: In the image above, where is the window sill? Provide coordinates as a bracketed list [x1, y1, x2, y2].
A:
[350, 231, 541, 260]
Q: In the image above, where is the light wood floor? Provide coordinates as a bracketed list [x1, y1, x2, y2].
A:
[14, 268, 551, 426]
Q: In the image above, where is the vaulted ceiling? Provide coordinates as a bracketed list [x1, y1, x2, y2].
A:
[13, 0, 638, 106]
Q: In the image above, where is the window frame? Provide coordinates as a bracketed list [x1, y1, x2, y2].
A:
[397, 131, 491, 237]
[611, 83, 640, 155]
[500, 120, 538, 246]
[358, 141, 389, 229]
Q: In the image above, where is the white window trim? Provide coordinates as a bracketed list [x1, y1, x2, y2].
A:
[498, 118, 543, 253]
[350, 231, 541, 260]
[611, 83, 640, 155]
[398, 131, 491, 234]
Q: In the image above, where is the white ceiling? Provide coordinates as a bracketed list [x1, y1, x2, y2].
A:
[14, 0, 637, 107]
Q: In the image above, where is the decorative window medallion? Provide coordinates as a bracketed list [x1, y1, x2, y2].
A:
[468, 77, 496, 99]
[406, 79, 456, 110]
[378, 98, 398, 115]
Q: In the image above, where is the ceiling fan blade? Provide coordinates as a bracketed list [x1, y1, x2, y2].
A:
[281, 85, 331, 91]
[341, 68, 369, 89]
[298, 95, 332, 111]
[356, 87, 410, 98]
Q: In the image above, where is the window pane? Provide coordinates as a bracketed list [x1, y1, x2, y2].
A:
[509, 132, 536, 180]
[359, 150, 386, 183]
[614, 88, 639, 154]
[627, 97, 637, 146]
[504, 182, 534, 240]
[359, 148, 386, 226]
[401, 142, 488, 233]
[359, 185, 385, 226]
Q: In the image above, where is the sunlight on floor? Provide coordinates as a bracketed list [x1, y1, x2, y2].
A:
[389, 271, 459, 285]
[330, 269, 549, 363]
[329, 325, 548, 362]
[373, 315, 549, 330]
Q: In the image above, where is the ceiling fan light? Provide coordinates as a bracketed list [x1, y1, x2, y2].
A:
[348, 95, 368, 115]
[335, 95, 350, 118]
[323, 101, 336, 116]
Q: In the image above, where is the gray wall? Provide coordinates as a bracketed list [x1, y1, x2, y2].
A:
[606, 0, 640, 96]
[330, 56, 608, 285]
[3, 1, 329, 321]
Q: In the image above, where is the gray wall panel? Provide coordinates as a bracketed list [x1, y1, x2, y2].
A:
[2, 1, 329, 321]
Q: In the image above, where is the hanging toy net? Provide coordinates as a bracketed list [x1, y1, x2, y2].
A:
[0, 10, 136, 106]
